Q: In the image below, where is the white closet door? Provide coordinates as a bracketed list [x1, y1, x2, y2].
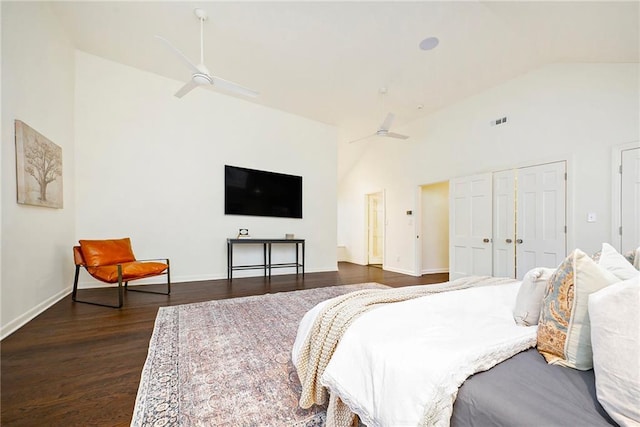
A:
[621, 147, 640, 251]
[493, 170, 516, 278]
[516, 161, 566, 278]
[449, 173, 493, 279]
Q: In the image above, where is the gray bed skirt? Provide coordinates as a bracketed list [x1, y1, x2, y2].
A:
[451, 348, 617, 427]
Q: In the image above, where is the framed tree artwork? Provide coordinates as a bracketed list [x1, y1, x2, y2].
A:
[15, 120, 63, 208]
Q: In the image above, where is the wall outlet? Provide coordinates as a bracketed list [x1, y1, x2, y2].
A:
[587, 212, 597, 222]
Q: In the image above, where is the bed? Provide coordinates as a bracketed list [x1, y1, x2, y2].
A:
[292, 244, 639, 427]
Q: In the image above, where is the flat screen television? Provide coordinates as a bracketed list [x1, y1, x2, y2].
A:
[225, 165, 303, 218]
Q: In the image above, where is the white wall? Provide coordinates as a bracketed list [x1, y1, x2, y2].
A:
[74, 52, 338, 285]
[1, 2, 76, 338]
[338, 63, 640, 275]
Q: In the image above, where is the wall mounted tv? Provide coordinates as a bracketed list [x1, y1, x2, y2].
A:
[225, 165, 303, 219]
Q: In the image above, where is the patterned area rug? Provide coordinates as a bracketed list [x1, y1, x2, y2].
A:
[131, 283, 387, 426]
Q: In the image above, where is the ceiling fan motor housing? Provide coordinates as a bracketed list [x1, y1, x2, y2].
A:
[193, 73, 212, 85]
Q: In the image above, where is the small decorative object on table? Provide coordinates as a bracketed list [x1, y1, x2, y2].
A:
[285, 233, 294, 239]
[237, 228, 251, 239]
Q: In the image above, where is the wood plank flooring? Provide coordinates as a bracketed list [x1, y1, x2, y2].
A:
[1, 263, 447, 427]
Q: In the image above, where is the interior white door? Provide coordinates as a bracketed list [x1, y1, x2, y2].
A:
[516, 161, 567, 278]
[449, 173, 493, 279]
[621, 147, 640, 251]
[493, 169, 516, 278]
[367, 192, 384, 265]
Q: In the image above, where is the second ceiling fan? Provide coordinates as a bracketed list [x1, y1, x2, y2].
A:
[157, 8, 259, 99]
[349, 113, 409, 144]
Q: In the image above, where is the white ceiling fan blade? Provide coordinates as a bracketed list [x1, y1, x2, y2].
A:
[156, 35, 200, 75]
[385, 132, 409, 140]
[348, 133, 376, 144]
[210, 75, 260, 98]
[379, 113, 395, 131]
[174, 79, 199, 98]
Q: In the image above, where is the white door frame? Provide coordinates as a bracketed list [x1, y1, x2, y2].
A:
[612, 141, 640, 251]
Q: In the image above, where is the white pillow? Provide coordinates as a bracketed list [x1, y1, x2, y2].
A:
[589, 277, 640, 426]
[513, 267, 556, 326]
[598, 242, 639, 280]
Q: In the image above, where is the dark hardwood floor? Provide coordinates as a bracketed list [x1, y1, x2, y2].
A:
[1, 263, 447, 426]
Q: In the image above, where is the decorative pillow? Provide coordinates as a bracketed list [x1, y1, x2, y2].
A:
[513, 267, 556, 326]
[598, 243, 639, 280]
[589, 277, 640, 426]
[79, 238, 136, 267]
[634, 246, 640, 270]
[537, 249, 620, 370]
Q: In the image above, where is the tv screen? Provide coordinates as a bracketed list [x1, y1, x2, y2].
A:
[225, 165, 303, 218]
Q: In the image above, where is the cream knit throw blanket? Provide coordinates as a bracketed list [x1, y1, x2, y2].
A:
[295, 276, 518, 427]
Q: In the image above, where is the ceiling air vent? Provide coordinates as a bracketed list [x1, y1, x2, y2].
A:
[489, 116, 508, 127]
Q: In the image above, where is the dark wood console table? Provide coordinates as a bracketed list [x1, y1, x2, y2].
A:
[226, 238, 305, 280]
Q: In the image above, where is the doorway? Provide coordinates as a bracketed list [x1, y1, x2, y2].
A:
[366, 191, 385, 267]
[420, 182, 450, 274]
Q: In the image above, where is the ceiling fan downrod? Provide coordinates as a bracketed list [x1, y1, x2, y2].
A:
[194, 8, 207, 65]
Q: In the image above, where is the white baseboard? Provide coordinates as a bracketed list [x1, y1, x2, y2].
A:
[383, 265, 421, 277]
[76, 274, 211, 288]
[341, 258, 367, 266]
[76, 266, 340, 288]
[421, 268, 449, 275]
[1, 286, 72, 340]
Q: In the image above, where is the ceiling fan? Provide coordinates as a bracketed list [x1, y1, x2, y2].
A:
[156, 8, 259, 99]
[349, 113, 409, 143]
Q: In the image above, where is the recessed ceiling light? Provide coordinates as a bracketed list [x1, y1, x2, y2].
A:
[419, 36, 439, 51]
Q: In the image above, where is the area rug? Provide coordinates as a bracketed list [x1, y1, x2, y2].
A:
[131, 283, 388, 427]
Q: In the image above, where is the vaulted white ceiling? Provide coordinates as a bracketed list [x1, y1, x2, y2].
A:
[50, 1, 639, 142]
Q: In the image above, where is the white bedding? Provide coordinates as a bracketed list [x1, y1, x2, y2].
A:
[292, 282, 537, 427]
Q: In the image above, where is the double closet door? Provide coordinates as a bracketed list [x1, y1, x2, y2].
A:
[450, 161, 566, 280]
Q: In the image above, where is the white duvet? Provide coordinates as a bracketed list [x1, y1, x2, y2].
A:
[292, 282, 537, 427]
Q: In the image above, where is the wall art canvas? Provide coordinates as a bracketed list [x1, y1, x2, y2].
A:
[15, 120, 63, 208]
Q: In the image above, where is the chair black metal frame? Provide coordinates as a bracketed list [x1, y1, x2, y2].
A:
[72, 258, 170, 309]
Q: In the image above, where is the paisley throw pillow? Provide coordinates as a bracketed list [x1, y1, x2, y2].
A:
[537, 249, 620, 370]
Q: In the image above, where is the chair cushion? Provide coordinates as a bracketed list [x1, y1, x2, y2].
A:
[79, 238, 136, 267]
[87, 261, 168, 283]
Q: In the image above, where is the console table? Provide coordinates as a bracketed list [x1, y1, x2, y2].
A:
[226, 238, 305, 280]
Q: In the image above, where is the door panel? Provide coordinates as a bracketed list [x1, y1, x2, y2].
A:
[450, 173, 493, 279]
[621, 147, 640, 251]
[493, 170, 516, 278]
[516, 161, 566, 278]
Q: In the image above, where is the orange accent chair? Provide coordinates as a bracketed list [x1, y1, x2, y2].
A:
[72, 238, 170, 308]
